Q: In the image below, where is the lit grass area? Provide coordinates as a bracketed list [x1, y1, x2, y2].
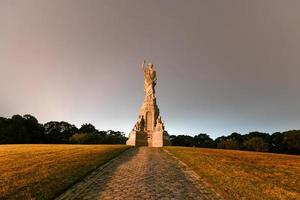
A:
[0, 144, 130, 200]
[165, 146, 300, 200]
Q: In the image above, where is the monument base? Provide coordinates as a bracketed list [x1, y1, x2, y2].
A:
[126, 130, 171, 147]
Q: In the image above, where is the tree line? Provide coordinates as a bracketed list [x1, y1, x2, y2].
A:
[0, 114, 127, 144]
[0, 114, 299, 155]
[170, 131, 300, 155]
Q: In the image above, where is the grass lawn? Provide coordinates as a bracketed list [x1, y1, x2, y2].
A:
[165, 147, 300, 200]
[0, 144, 130, 200]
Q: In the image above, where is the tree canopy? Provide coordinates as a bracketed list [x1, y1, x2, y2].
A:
[0, 115, 126, 145]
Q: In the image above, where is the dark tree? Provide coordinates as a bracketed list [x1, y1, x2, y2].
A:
[0, 115, 44, 144]
[79, 123, 98, 134]
[243, 137, 269, 152]
[270, 132, 285, 153]
[245, 132, 271, 144]
[193, 133, 215, 148]
[0, 117, 10, 143]
[69, 133, 100, 144]
[217, 138, 241, 150]
[44, 121, 78, 143]
[8, 115, 28, 143]
[23, 114, 45, 143]
[228, 132, 244, 145]
[282, 130, 300, 154]
[170, 135, 194, 147]
[105, 130, 127, 144]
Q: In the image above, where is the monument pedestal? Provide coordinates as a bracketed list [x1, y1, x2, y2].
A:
[126, 131, 136, 146]
[151, 131, 163, 147]
[127, 130, 171, 147]
[126, 131, 148, 146]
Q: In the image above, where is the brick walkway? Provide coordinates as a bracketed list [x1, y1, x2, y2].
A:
[56, 147, 219, 200]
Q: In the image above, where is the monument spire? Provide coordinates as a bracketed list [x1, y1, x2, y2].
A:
[126, 61, 170, 147]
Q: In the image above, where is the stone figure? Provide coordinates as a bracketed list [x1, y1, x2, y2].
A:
[139, 115, 145, 131]
[133, 115, 145, 131]
[141, 60, 157, 100]
[133, 121, 140, 131]
[155, 116, 165, 131]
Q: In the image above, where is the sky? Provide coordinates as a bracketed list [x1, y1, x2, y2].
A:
[1, 0, 300, 138]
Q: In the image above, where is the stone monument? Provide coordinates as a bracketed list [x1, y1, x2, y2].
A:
[126, 61, 171, 147]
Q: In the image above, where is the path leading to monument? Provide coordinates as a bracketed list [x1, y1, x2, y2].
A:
[56, 147, 219, 200]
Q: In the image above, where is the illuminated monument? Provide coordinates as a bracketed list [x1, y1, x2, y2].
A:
[126, 61, 171, 147]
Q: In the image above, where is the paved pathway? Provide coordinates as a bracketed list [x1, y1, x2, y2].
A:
[56, 147, 218, 200]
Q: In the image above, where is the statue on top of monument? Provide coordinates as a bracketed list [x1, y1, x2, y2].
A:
[141, 60, 157, 100]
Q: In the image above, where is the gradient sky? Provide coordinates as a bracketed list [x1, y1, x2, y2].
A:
[1, 0, 300, 138]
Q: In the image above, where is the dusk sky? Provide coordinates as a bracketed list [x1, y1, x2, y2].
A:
[1, 0, 300, 138]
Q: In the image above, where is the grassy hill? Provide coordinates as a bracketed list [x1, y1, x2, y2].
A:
[0, 144, 130, 200]
[165, 147, 300, 200]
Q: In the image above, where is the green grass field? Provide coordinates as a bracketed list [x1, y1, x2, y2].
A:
[0, 144, 130, 200]
[165, 147, 300, 200]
